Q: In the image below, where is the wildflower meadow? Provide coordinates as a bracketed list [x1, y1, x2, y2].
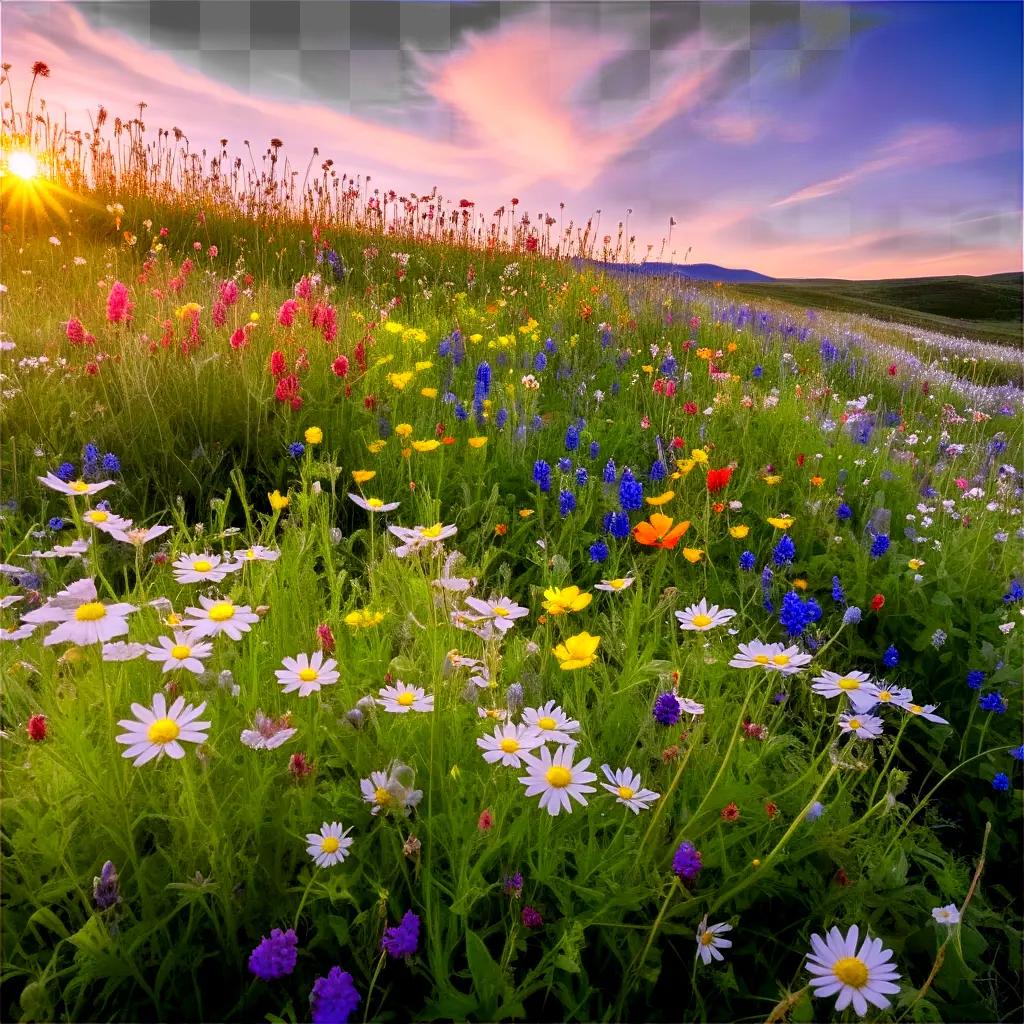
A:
[1, 62, 1023, 1024]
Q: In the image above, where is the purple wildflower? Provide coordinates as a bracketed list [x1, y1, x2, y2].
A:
[381, 910, 420, 958]
[310, 967, 361, 1024]
[248, 928, 298, 980]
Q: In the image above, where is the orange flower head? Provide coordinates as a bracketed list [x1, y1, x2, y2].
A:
[633, 513, 691, 550]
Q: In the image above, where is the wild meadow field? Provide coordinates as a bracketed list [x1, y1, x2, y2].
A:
[1, 79, 1023, 1024]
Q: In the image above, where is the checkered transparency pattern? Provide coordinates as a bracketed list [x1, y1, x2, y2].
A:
[8, 1, 852, 129]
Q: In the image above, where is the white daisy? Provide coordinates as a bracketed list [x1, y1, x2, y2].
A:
[838, 712, 884, 740]
[109, 524, 173, 546]
[931, 904, 960, 926]
[462, 596, 530, 633]
[114, 692, 210, 766]
[348, 493, 400, 513]
[806, 924, 901, 1016]
[518, 745, 597, 816]
[38, 472, 115, 496]
[477, 723, 543, 767]
[811, 670, 873, 701]
[0, 623, 36, 641]
[145, 633, 214, 674]
[595, 577, 635, 592]
[521, 701, 580, 745]
[181, 596, 259, 640]
[903, 702, 949, 724]
[695, 916, 734, 964]
[855, 682, 913, 713]
[388, 522, 457, 557]
[26, 538, 91, 559]
[729, 640, 813, 675]
[0, 596, 22, 609]
[679, 698, 705, 716]
[275, 651, 340, 697]
[101, 641, 148, 662]
[599, 765, 660, 814]
[360, 766, 422, 816]
[21, 577, 137, 646]
[675, 598, 737, 632]
[377, 681, 433, 713]
[305, 822, 354, 867]
[171, 553, 241, 584]
[476, 706, 509, 723]
[233, 545, 280, 563]
[82, 508, 132, 534]
[241, 711, 297, 750]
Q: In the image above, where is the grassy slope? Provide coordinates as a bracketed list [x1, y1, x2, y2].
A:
[731, 273, 1023, 346]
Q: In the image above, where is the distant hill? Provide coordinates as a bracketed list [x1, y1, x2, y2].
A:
[733, 272, 1022, 346]
[580, 259, 775, 283]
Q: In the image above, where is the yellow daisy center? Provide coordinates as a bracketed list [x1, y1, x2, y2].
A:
[848, 718, 862, 729]
[147, 717, 180, 744]
[772, 654, 791, 666]
[70, 480, 90, 493]
[493, 606, 509, 616]
[877, 691, 892, 702]
[909, 704, 923, 714]
[192, 559, 213, 572]
[617, 785, 635, 800]
[367, 498, 383, 508]
[754, 654, 770, 664]
[545, 765, 572, 788]
[421, 524, 443, 539]
[374, 787, 392, 805]
[74, 601, 106, 621]
[499, 738, 520, 753]
[838, 677, 861, 690]
[170, 644, 191, 659]
[298, 668, 319, 682]
[610, 579, 626, 589]
[321, 836, 340, 854]
[87, 510, 109, 522]
[207, 602, 235, 621]
[397, 691, 416, 706]
[537, 716, 556, 730]
[832, 956, 869, 988]
[691, 614, 713, 628]
[700, 931, 716, 946]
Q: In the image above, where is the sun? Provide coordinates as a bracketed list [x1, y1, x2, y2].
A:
[7, 151, 39, 181]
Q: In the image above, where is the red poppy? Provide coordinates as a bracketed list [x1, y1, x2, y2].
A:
[871, 593, 885, 612]
[706, 467, 733, 494]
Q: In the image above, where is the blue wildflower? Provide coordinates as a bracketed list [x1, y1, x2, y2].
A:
[672, 841, 702, 882]
[931, 629, 947, 649]
[805, 801, 825, 822]
[565, 425, 580, 452]
[752, 366, 763, 379]
[91, 860, 121, 910]
[588, 539, 609, 563]
[558, 490, 576, 518]
[992, 772, 1010, 793]
[870, 534, 890, 559]
[589, 441, 600, 460]
[47, 517, 65, 532]
[979, 692, 1006, 714]
[966, 670, 985, 690]
[495, 408, 508, 429]
[454, 403, 468, 422]
[55, 462, 77, 482]
[575, 467, 588, 487]
[310, 967, 361, 1024]
[474, 361, 491, 402]
[1010, 744, 1024, 761]
[619, 469, 643, 511]
[602, 459, 617, 485]
[545, 338, 556, 354]
[382, 911, 420, 958]
[604, 511, 631, 540]
[532, 460, 551, 493]
[101, 452, 120, 474]
[249, 928, 298, 980]
[503, 872, 524, 897]
[649, 459, 666, 482]
[779, 591, 821, 638]
[1003, 579, 1024, 604]
[557, 457, 572, 473]
[831, 576, 845, 604]
[653, 692, 681, 725]
[534, 352, 548, 372]
[772, 535, 796, 566]
[843, 606, 862, 625]
[882, 645, 899, 668]
[836, 502, 852, 521]
[739, 551, 756, 572]
[287, 441, 305, 458]
[531, 414, 542, 431]
[660, 353, 677, 376]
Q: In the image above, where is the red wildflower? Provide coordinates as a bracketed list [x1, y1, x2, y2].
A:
[277, 299, 299, 327]
[870, 593, 885, 612]
[764, 801, 779, 819]
[269, 350, 287, 377]
[26, 714, 47, 742]
[887, 364, 898, 376]
[274, 374, 300, 405]
[65, 318, 87, 345]
[834, 868, 851, 886]
[105, 281, 132, 323]
[478, 809, 493, 831]
[796, 453, 805, 467]
[683, 402, 698, 415]
[288, 753, 314, 778]
[706, 466, 733, 494]
[721, 802, 740, 822]
[331, 354, 350, 378]
[316, 623, 335, 654]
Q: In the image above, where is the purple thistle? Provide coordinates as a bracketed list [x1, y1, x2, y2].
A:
[521, 905, 543, 928]
[310, 967, 361, 1024]
[672, 841, 702, 883]
[653, 692, 681, 726]
[381, 910, 420, 958]
[248, 928, 298, 980]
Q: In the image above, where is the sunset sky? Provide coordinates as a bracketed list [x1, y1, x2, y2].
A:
[4, 0, 1021, 279]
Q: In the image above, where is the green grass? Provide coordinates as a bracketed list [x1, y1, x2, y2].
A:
[1, 187, 1022, 1024]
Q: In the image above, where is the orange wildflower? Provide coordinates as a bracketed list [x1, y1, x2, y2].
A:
[633, 513, 691, 550]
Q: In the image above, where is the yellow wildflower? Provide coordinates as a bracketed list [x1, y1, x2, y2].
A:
[351, 470, 376, 484]
[304, 426, 323, 445]
[467, 437, 488, 449]
[682, 548, 704, 563]
[412, 439, 441, 453]
[552, 632, 600, 671]
[729, 524, 749, 539]
[542, 586, 592, 616]
[268, 490, 289, 511]
[767, 515, 794, 530]
[646, 490, 675, 507]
